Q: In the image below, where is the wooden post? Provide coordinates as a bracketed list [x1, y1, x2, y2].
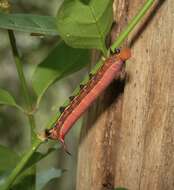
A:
[76, 0, 174, 189]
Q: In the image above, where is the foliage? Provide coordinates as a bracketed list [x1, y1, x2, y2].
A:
[56, 0, 113, 55]
[0, 145, 19, 176]
[0, 0, 155, 189]
[32, 41, 90, 106]
[0, 12, 58, 35]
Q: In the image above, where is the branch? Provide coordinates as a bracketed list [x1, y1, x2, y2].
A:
[8, 30, 36, 133]
[2, 139, 42, 190]
[110, 0, 155, 52]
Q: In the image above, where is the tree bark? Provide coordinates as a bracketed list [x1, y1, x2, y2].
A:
[76, 0, 174, 190]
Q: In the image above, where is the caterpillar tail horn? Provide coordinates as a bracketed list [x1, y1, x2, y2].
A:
[60, 138, 72, 156]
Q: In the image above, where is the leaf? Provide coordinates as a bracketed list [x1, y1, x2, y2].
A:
[12, 145, 61, 190]
[0, 88, 17, 107]
[0, 12, 58, 35]
[0, 145, 59, 189]
[22, 144, 60, 172]
[0, 145, 19, 176]
[56, 0, 113, 51]
[114, 188, 128, 190]
[11, 173, 35, 190]
[0, 145, 20, 189]
[0, 88, 23, 111]
[0, 146, 20, 188]
[32, 41, 90, 104]
[36, 168, 62, 190]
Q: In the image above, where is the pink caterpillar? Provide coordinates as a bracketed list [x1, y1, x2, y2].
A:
[46, 48, 131, 153]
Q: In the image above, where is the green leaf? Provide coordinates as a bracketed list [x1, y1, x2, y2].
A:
[0, 12, 58, 35]
[0, 145, 19, 175]
[36, 168, 62, 190]
[0, 88, 16, 107]
[11, 173, 35, 190]
[32, 41, 90, 104]
[10, 145, 60, 190]
[0, 88, 24, 111]
[0, 145, 20, 189]
[22, 144, 60, 173]
[0, 145, 59, 189]
[56, 0, 113, 53]
[114, 188, 128, 190]
[0, 146, 19, 188]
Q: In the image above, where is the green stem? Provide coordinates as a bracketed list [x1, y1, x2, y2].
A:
[2, 140, 42, 190]
[110, 0, 155, 52]
[7, 29, 38, 189]
[8, 30, 31, 108]
[101, 43, 108, 57]
[8, 30, 36, 132]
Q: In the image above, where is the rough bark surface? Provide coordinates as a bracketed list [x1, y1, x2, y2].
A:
[76, 0, 174, 190]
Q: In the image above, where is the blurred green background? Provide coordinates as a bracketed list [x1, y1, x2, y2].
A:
[0, 0, 87, 189]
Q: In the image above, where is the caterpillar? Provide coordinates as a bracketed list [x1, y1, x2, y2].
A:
[46, 48, 131, 153]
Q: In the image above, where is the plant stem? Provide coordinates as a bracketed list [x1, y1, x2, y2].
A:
[102, 44, 108, 57]
[110, 0, 155, 52]
[7, 29, 38, 189]
[2, 139, 42, 190]
[8, 30, 36, 132]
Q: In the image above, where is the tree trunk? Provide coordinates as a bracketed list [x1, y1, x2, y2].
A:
[76, 0, 174, 190]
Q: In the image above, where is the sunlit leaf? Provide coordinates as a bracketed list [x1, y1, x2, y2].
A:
[0, 12, 58, 35]
[56, 0, 113, 51]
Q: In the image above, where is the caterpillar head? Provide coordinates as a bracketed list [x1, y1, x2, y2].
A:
[118, 48, 131, 61]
